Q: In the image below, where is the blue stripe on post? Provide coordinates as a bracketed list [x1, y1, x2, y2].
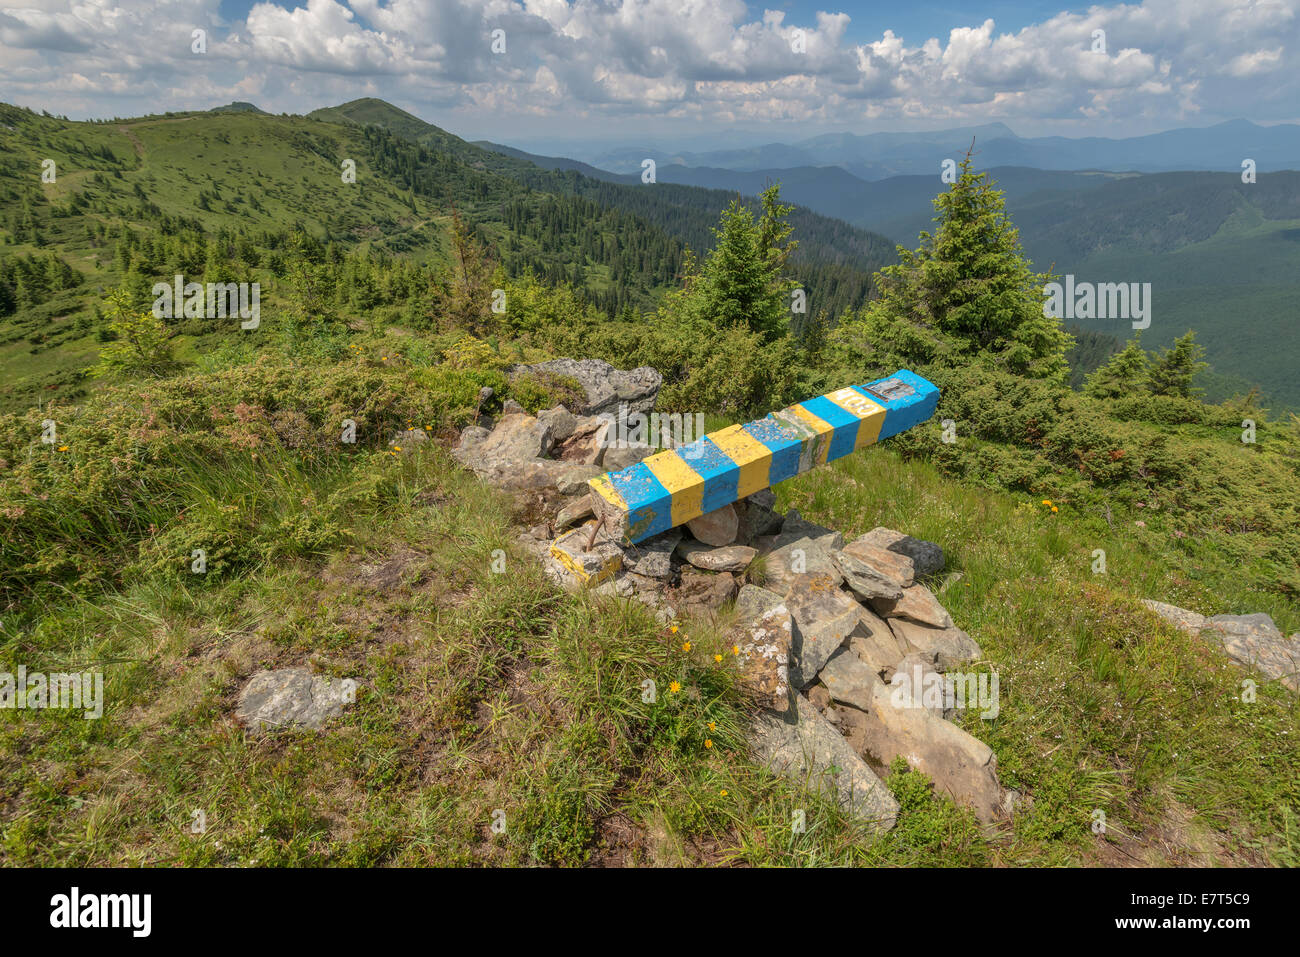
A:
[742, 416, 804, 485]
[799, 395, 862, 462]
[607, 463, 674, 539]
[679, 437, 742, 514]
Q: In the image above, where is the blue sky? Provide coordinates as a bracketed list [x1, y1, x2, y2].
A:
[3, 1, 1296, 149]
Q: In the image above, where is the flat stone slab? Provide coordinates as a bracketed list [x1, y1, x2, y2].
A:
[870, 583, 954, 629]
[751, 694, 898, 831]
[679, 542, 757, 573]
[833, 549, 904, 602]
[854, 527, 944, 579]
[1141, 598, 1207, 634]
[839, 675, 1002, 826]
[887, 617, 982, 671]
[237, 667, 357, 732]
[840, 538, 915, 588]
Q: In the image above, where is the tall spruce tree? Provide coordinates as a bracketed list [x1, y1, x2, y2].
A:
[692, 184, 796, 342]
[849, 151, 1072, 380]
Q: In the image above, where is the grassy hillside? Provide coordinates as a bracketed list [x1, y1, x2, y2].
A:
[1, 356, 1294, 865]
[1, 101, 1297, 869]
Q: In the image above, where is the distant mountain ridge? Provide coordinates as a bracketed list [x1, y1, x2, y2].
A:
[583, 119, 1300, 180]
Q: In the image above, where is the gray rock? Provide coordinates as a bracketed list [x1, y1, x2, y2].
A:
[734, 584, 787, 623]
[887, 617, 982, 672]
[784, 581, 862, 686]
[750, 695, 898, 831]
[237, 667, 357, 732]
[772, 510, 844, 550]
[762, 537, 841, 595]
[870, 583, 954, 628]
[847, 609, 910, 678]
[554, 494, 595, 530]
[452, 412, 555, 480]
[601, 442, 655, 471]
[1201, 613, 1300, 693]
[833, 549, 905, 602]
[839, 674, 1002, 826]
[840, 537, 916, 588]
[818, 647, 884, 711]
[557, 468, 602, 495]
[736, 490, 784, 543]
[855, 527, 944, 578]
[730, 603, 795, 714]
[1141, 599, 1207, 634]
[501, 398, 525, 416]
[556, 416, 611, 466]
[508, 358, 662, 417]
[456, 425, 490, 450]
[687, 503, 740, 546]
[620, 528, 681, 580]
[536, 405, 578, 443]
[678, 542, 757, 574]
[388, 428, 429, 451]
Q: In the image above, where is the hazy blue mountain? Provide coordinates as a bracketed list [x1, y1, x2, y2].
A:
[582, 120, 1300, 180]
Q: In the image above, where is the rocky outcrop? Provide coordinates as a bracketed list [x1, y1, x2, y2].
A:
[449, 361, 1006, 830]
[508, 358, 662, 417]
[1144, 600, 1299, 693]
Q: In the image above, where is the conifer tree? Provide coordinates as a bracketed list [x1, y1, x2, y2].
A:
[1084, 335, 1149, 398]
[1147, 330, 1208, 397]
[846, 150, 1072, 380]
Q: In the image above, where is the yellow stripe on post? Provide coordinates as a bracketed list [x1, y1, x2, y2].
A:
[824, 387, 887, 451]
[707, 424, 773, 499]
[784, 404, 835, 467]
[641, 449, 704, 527]
[588, 474, 628, 512]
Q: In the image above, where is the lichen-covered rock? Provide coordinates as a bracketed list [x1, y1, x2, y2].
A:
[1201, 613, 1300, 693]
[731, 603, 795, 713]
[508, 358, 662, 417]
[237, 667, 357, 732]
[783, 578, 862, 686]
[751, 695, 898, 831]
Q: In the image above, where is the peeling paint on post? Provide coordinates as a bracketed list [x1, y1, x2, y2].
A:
[588, 370, 940, 545]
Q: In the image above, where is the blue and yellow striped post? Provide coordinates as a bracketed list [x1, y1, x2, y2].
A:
[588, 370, 940, 545]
